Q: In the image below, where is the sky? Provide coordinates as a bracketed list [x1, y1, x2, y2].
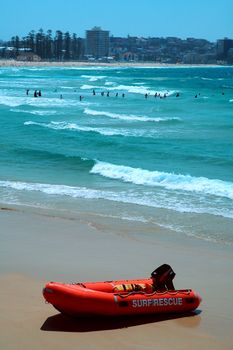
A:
[0, 0, 233, 42]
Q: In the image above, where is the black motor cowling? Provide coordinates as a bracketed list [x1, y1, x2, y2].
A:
[151, 264, 176, 290]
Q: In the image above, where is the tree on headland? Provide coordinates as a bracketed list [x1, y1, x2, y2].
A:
[27, 30, 35, 52]
[54, 30, 63, 60]
[35, 28, 46, 59]
[64, 31, 71, 60]
[0, 28, 85, 61]
[45, 30, 53, 59]
[10, 36, 20, 53]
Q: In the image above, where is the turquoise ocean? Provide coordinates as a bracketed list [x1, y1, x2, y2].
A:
[0, 65, 232, 244]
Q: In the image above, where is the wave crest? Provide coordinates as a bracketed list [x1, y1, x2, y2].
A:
[24, 120, 158, 137]
[90, 161, 233, 200]
[84, 108, 180, 123]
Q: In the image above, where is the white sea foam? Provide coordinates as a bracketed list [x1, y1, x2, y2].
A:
[104, 81, 115, 86]
[0, 95, 91, 108]
[81, 75, 106, 81]
[90, 161, 233, 200]
[0, 96, 24, 107]
[11, 109, 57, 116]
[105, 84, 175, 96]
[201, 77, 213, 81]
[84, 108, 180, 123]
[0, 180, 105, 198]
[24, 121, 86, 132]
[80, 84, 99, 90]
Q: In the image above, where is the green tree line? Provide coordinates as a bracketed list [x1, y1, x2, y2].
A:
[3, 29, 85, 60]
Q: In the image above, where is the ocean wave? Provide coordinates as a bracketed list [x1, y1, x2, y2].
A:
[79, 83, 175, 96]
[104, 81, 115, 86]
[0, 180, 105, 198]
[80, 84, 99, 90]
[24, 121, 76, 130]
[81, 75, 106, 81]
[0, 95, 91, 108]
[24, 120, 158, 138]
[1, 179, 233, 219]
[90, 161, 233, 200]
[11, 109, 57, 116]
[105, 84, 175, 96]
[24, 120, 119, 135]
[84, 108, 180, 123]
[201, 77, 213, 81]
[10, 146, 94, 169]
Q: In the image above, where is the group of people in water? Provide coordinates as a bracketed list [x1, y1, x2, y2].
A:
[26, 89, 42, 97]
[26, 88, 225, 100]
[94, 90, 125, 98]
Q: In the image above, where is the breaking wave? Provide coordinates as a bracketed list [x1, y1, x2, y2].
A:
[81, 75, 106, 82]
[84, 108, 180, 123]
[11, 109, 57, 116]
[24, 120, 159, 138]
[90, 161, 233, 200]
[80, 83, 176, 96]
[0, 179, 233, 219]
[0, 95, 90, 108]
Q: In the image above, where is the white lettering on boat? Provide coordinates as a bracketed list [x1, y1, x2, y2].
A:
[132, 297, 183, 308]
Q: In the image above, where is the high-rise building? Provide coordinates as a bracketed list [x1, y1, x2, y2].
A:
[85, 27, 109, 59]
[216, 38, 233, 60]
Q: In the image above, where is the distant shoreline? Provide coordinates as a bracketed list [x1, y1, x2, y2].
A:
[0, 59, 223, 68]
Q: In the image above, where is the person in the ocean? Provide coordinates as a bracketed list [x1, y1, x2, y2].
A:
[34, 90, 37, 97]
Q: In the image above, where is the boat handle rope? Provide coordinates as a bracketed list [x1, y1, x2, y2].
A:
[115, 289, 192, 299]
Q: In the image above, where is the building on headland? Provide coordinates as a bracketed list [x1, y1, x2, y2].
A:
[216, 38, 233, 61]
[85, 27, 109, 60]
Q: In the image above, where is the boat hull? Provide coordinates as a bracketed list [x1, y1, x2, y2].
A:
[43, 278, 201, 317]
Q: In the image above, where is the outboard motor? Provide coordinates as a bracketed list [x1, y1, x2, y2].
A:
[151, 264, 176, 290]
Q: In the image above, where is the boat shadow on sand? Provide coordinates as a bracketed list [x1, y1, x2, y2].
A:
[41, 310, 202, 332]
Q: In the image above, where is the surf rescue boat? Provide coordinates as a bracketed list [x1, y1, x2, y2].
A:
[43, 264, 202, 317]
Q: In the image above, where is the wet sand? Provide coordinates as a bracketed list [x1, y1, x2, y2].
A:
[0, 206, 233, 350]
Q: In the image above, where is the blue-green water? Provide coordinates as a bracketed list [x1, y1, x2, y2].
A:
[0, 65, 233, 244]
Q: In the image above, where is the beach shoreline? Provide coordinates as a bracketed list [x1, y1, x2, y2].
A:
[0, 205, 233, 349]
[0, 59, 222, 68]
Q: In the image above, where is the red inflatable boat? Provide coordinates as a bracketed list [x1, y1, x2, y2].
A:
[43, 265, 202, 317]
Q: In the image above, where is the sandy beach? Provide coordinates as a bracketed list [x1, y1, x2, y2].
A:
[0, 59, 219, 68]
[0, 205, 232, 350]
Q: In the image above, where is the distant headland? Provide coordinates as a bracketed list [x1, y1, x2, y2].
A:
[0, 27, 233, 65]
